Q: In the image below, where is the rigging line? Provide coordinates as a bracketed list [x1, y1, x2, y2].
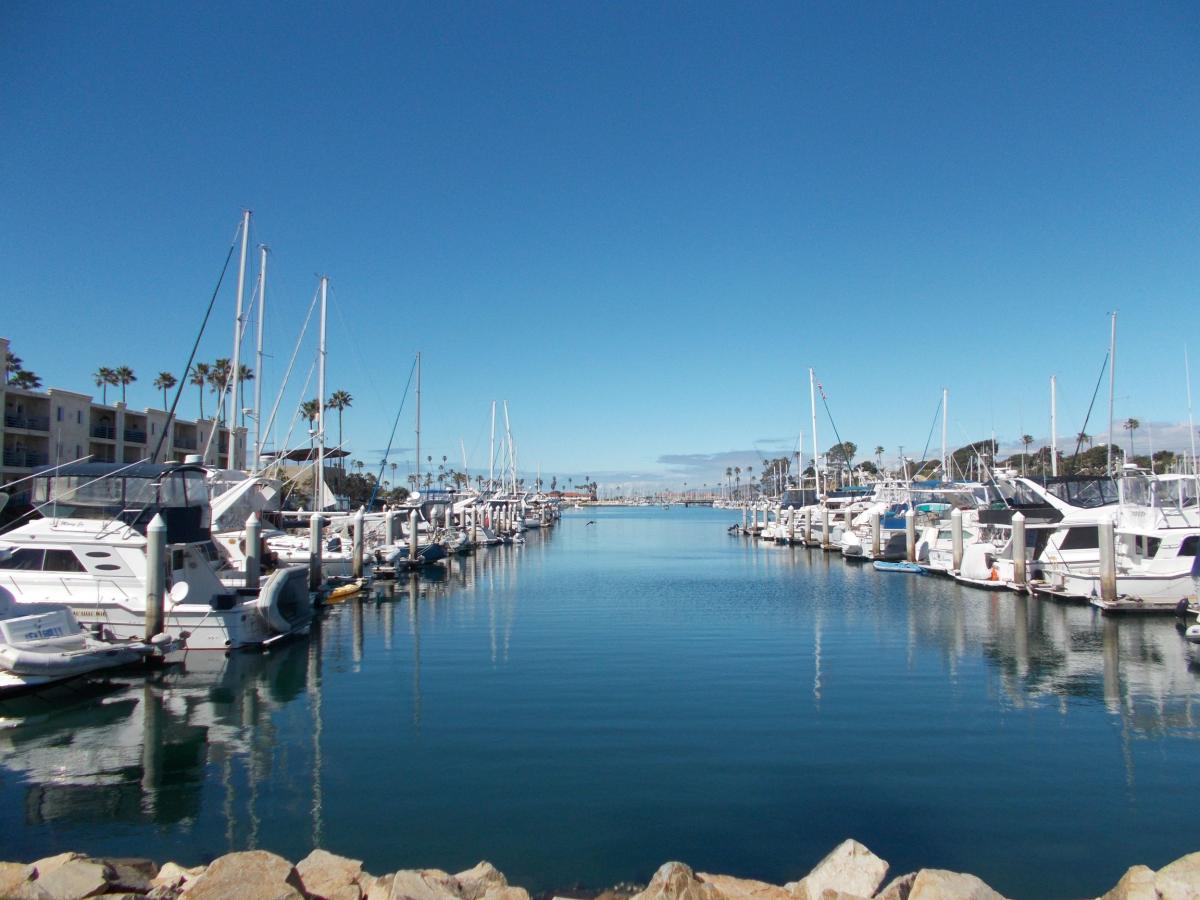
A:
[279, 358, 318, 463]
[367, 355, 420, 510]
[328, 283, 388, 410]
[1072, 351, 1110, 466]
[260, 283, 321, 451]
[918, 396, 943, 472]
[817, 390, 853, 473]
[152, 222, 241, 461]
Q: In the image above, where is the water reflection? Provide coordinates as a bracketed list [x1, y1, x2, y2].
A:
[0, 514, 1197, 893]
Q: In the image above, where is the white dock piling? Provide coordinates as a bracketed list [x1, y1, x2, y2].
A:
[905, 509, 916, 563]
[870, 510, 881, 558]
[1012, 511, 1027, 588]
[309, 513, 323, 591]
[385, 510, 398, 546]
[951, 507, 964, 572]
[145, 513, 167, 640]
[245, 513, 261, 591]
[409, 509, 420, 562]
[787, 507, 796, 544]
[1099, 516, 1117, 604]
[821, 505, 831, 550]
[352, 507, 365, 579]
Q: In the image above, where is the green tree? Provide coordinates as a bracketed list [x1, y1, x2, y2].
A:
[327, 390, 353, 467]
[10, 370, 41, 390]
[189, 363, 211, 419]
[94, 366, 116, 404]
[5, 350, 23, 385]
[114, 366, 136, 403]
[153, 371, 177, 410]
[1123, 418, 1140, 457]
[207, 359, 232, 422]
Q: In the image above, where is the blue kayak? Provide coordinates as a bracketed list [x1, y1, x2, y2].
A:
[872, 561, 927, 574]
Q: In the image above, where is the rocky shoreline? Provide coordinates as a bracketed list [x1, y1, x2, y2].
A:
[0, 839, 1196, 900]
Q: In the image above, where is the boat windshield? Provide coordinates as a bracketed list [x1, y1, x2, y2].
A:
[1039, 476, 1119, 509]
[1151, 477, 1200, 510]
[31, 463, 210, 541]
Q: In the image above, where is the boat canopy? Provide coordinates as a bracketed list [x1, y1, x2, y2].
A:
[31, 462, 211, 542]
[1028, 475, 1118, 509]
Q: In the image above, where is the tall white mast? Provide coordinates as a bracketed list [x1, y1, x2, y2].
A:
[252, 244, 267, 470]
[1050, 375, 1058, 476]
[809, 368, 820, 493]
[941, 388, 948, 479]
[415, 351, 422, 492]
[489, 400, 496, 490]
[230, 209, 251, 436]
[1107, 311, 1117, 475]
[502, 401, 515, 491]
[1185, 348, 1198, 490]
[317, 276, 328, 511]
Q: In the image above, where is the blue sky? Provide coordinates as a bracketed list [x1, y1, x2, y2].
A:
[2, 2, 1197, 490]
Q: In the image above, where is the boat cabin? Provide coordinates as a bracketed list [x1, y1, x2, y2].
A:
[30, 461, 211, 543]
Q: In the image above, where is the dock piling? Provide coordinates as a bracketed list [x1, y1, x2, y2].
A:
[309, 513, 323, 590]
[145, 513, 167, 640]
[245, 512, 261, 591]
[1012, 511, 1027, 588]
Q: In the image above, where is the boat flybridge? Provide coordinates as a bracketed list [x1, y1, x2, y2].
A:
[0, 462, 313, 651]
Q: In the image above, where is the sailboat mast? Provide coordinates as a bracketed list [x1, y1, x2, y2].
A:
[941, 388, 948, 479]
[1050, 375, 1058, 477]
[253, 244, 267, 470]
[317, 276, 327, 511]
[415, 351, 422, 492]
[1107, 311, 1117, 475]
[809, 368, 820, 493]
[503, 401, 514, 491]
[489, 400, 496, 491]
[230, 209, 251, 441]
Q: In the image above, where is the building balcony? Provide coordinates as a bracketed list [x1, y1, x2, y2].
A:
[5, 414, 50, 432]
[91, 425, 116, 440]
[3, 449, 48, 468]
[124, 429, 147, 444]
[174, 436, 198, 450]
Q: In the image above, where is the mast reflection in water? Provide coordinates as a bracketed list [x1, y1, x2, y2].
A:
[1, 510, 1198, 900]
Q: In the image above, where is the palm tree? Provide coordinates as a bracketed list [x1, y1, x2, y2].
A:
[5, 351, 23, 385]
[725, 466, 732, 499]
[10, 370, 41, 390]
[300, 399, 320, 456]
[113, 366, 136, 403]
[189, 363, 211, 419]
[874, 445, 885, 471]
[1021, 434, 1034, 475]
[94, 366, 116, 404]
[207, 359, 232, 423]
[734, 466, 742, 499]
[390, 462, 398, 487]
[1123, 418, 1140, 457]
[327, 390, 353, 467]
[153, 372, 177, 410]
[1076, 431, 1091, 449]
[236, 364, 254, 426]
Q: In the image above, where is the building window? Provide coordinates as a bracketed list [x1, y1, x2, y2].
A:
[151, 423, 156, 434]
[57, 407, 63, 422]
[77, 411, 82, 424]
[75, 445, 82, 459]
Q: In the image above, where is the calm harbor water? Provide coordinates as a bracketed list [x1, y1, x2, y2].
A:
[2, 506, 1198, 898]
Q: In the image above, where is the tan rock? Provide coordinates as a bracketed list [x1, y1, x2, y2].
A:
[785, 841, 888, 900]
[1157, 851, 1200, 900]
[185, 851, 304, 900]
[31, 858, 113, 899]
[874, 872, 917, 900]
[0, 861, 31, 897]
[297, 849, 364, 900]
[696, 873, 791, 900]
[480, 888, 529, 900]
[1096, 865, 1157, 900]
[150, 862, 206, 893]
[358, 873, 394, 900]
[385, 868, 463, 900]
[27, 855, 85, 881]
[630, 863, 723, 900]
[817, 892, 868, 900]
[454, 863, 507, 900]
[907, 869, 1006, 900]
[97, 859, 157, 894]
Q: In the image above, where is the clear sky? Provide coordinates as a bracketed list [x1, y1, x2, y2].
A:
[2, 2, 1197, 490]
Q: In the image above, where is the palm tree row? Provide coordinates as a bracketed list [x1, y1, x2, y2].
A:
[4, 349, 41, 389]
[92, 366, 137, 404]
[184, 360, 254, 424]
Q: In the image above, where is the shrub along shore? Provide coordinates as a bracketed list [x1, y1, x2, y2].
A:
[0, 838, 1195, 899]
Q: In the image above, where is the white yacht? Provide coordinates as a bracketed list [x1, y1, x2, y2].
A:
[0, 462, 313, 650]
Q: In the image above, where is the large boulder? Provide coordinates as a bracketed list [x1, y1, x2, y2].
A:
[0, 862, 31, 897]
[384, 868, 463, 900]
[97, 859, 158, 894]
[784, 841, 888, 900]
[1097, 865, 1157, 900]
[696, 873, 792, 900]
[906, 869, 1006, 900]
[28, 858, 113, 899]
[297, 849, 364, 900]
[874, 872, 917, 900]
[185, 851, 304, 900]
[1156, 851, 1200, 900]
[454, 862, 507, 900]
[630, 862, 723, 900]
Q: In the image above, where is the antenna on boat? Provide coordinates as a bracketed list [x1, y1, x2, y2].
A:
[809, 368, 820, 494]
[1107, 311, 1117, 476]
[415, 351, 422, 492]
[1050, 375, 1058, 476]
[1186, 347, 1199, 494]
[317, 276, 328, 511]
[228, 209, 251, 452]
[941, 388, 949, 480]
[252, 244, 268, 470]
